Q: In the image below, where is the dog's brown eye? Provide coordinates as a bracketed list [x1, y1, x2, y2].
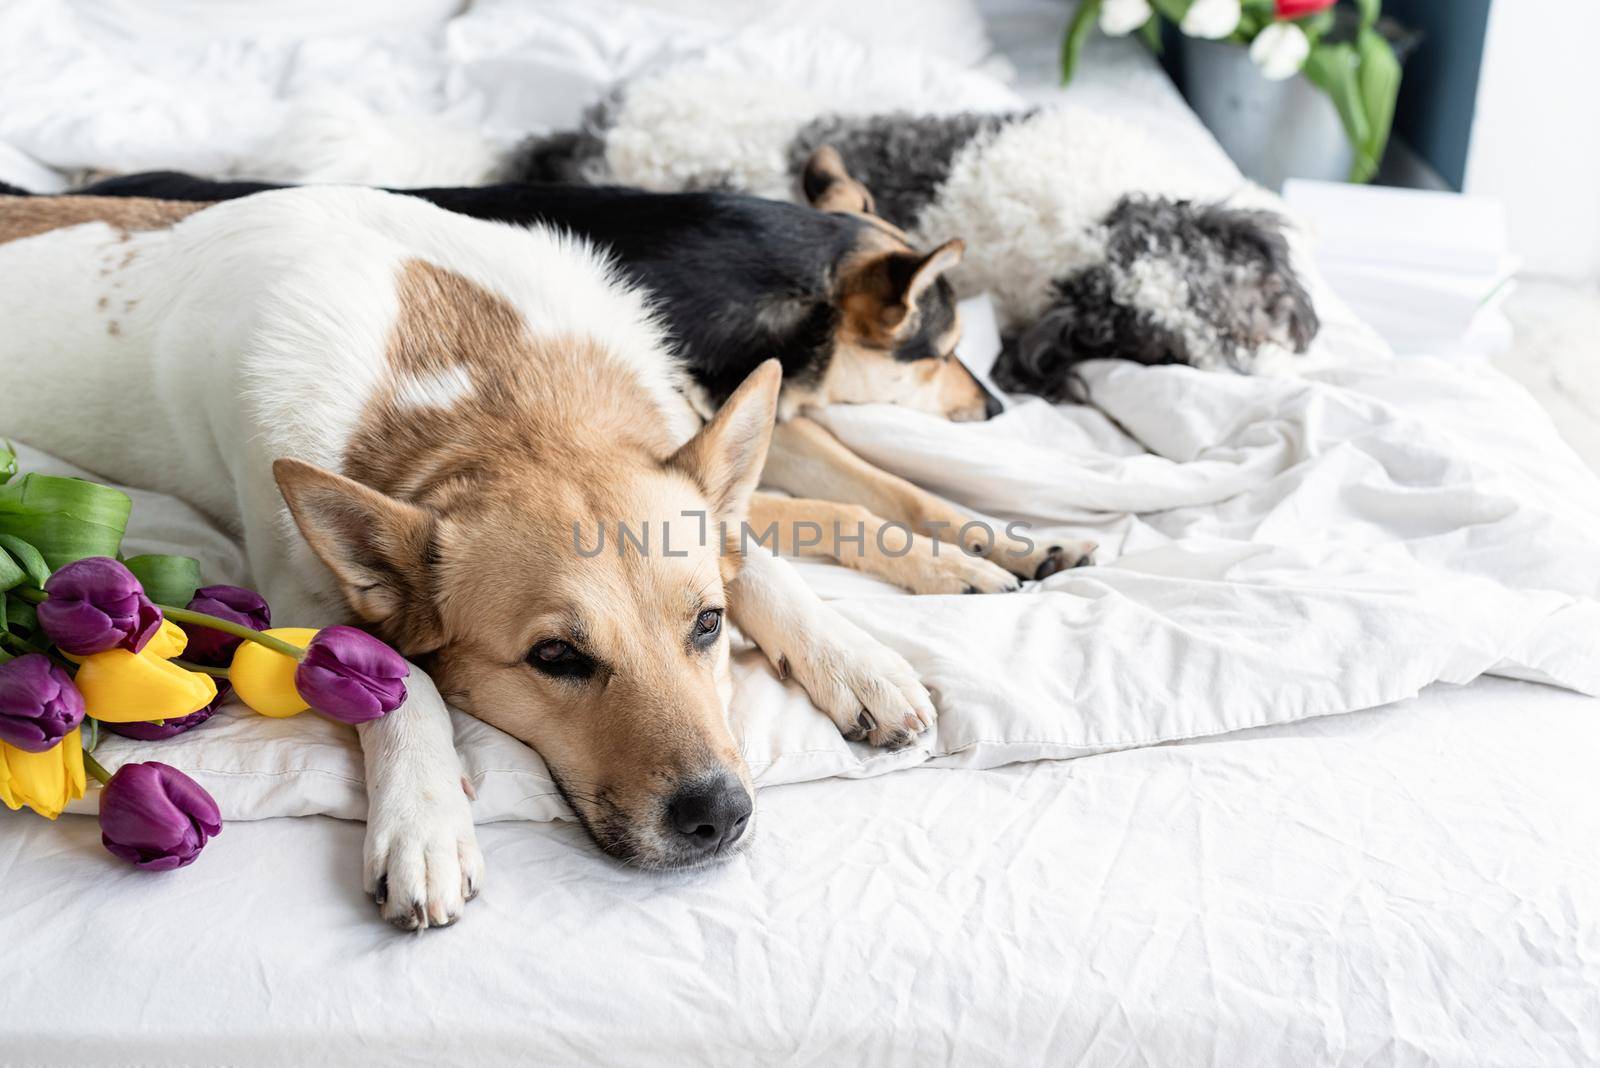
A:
[693, 608, 723, 647]
[528, 639, 593, 679]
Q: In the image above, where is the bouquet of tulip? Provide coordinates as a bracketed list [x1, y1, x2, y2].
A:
[1062, 0, 1401, 182]
[0, 443, 408, 869]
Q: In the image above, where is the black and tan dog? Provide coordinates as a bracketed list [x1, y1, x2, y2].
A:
[37, 169, 1097, 592]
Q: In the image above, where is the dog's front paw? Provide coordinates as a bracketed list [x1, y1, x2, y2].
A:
[363, 781, 484, 931]
[894, 546, 1021, 596]
[998, 538, 1098, 581]
[779, 616, 936, 750]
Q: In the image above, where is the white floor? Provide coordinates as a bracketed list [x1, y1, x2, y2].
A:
[1494, 276, 1600, 471]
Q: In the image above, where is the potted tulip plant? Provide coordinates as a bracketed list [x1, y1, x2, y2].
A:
[0, 442, 410, 870]
[1061, 0, 1405, 186]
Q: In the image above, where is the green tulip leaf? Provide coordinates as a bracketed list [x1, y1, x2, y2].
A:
[1060, 0, 1102, 84]
[1356, 25, 1401, 184]
[124, 553, 202, 608]
[0, 534, 50, 588]
[1300, 9, 1336, 38]
[0, 474, 132, 569]
[1304, 41, 1376, 182]
[5, 593, 37, 638]
[1138, 15, 1164, 55]
[0, 549, 22, 593]
[1354, 0, 1379, 30]
[0, 441, 15, 486]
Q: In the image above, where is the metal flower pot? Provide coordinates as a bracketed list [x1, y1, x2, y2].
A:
[1177, 35, 1352, 189]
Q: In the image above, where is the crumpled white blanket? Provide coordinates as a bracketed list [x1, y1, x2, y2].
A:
[0, 0, 1012, 187]
[5, 0, 1597, 827]
[44, 343, 1600, 824]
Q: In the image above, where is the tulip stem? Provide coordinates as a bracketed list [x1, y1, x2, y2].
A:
[171, 659, 230, 679]
[17, 587, 306, 660]
[156, 605, 307, 661]
[0, 630, 36, 654]
[0, 630, 66, 673]
[82, 749, 113, 786]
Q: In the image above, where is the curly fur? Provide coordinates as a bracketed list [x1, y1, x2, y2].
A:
[515, 77, 1324, 398]
[509, 97, 621, 187]
[514, 77, 1322, 399]
[995, 196, 1319, 399]
[787, 111, 1012, 229]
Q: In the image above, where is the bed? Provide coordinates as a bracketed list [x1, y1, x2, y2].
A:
[2, 2, 1598, 1064]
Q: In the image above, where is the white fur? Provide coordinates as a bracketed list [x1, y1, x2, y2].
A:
[0, 188, 690, 929]
[908, 108, 1226, 331]
[395, 365, 475, 411]
[522, 79, 1280, 355]
[0, 186, 930, 926]
[478, 76, 1248, 345]
[205, 49, 1247, 353]
[725, 549, 934, 748]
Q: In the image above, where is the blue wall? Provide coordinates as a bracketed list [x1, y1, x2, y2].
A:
[1387, 0, 1491, 190]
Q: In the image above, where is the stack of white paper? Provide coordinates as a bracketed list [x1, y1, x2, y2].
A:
[1284, 179, 1518, 358]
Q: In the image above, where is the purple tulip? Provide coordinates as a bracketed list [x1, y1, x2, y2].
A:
[104, 683, 230, 742]
[293, 626, 409, 725]
[0, 654, 86, 752]
[99, 761, 222, 870]
[37, 557, 162, 656]
[181, 585, 272, 666]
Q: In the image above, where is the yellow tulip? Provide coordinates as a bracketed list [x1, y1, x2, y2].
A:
[70, 619, 217, 723]
[0, 727, 86, 819]
[229, 627, 317, 718]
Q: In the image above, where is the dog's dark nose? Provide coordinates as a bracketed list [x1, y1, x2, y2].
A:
[667, 778, 752, 852]
[983, 392, 1005, 420]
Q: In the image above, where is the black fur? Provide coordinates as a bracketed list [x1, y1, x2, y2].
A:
[894, 275, 959, 363]
[72, 172, 941, 406]
[518, 105, 1323, 400]
[788, 111, 1013, 229]
[994, 195, 1319, 401]
[505, 98, 619, 187]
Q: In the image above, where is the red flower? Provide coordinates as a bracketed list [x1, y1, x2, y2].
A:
[1277, 0, 1335, 17]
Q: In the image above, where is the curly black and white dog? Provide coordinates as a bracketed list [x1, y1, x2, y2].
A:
[513, 97, 1320, 401]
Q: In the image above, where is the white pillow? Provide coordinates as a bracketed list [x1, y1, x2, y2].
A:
[621, 0, 998, 69]
[444, 0, 1016, 142]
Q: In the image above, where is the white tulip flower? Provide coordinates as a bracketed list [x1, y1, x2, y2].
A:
[1180, 0, 1242, 39]
[1099, 0, 1154, 37]
[1249, 21, 1311, 80]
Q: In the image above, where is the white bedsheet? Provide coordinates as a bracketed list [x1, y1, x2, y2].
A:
[5, 677, 1597, 1065]
[2, 1, 1599, 1063]
[31, 346, 1600, 830]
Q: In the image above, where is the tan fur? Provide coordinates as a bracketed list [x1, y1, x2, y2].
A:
[761, 416, 1097, 586]
[748, 492, 1021, 594]
[276, 260, 784, 865]
[803, 145, 877, 215]
[781, 232, 985, 420]
[786, 146, 988, 421]
[0, 194, 206, 244]
[770, 149, 1106, 584]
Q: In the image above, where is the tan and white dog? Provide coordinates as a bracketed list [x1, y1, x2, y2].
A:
[0, 188, 934, 929]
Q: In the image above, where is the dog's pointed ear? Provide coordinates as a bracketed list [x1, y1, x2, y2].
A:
[272, 457, 444, 655]
[847, 238, 965, 338]
[668, 360, 781, 526]
[890, 238, 964, 316]
[802, 145, 877, 216]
